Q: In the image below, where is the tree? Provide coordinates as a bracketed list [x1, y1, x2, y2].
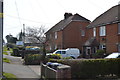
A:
[25, 26, 46, 43]
[17, 30, 25, 41]
[25, 26, 47, 62]
[5, 34, 18, 44]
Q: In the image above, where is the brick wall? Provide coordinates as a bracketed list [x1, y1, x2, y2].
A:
[63, 21, 90, 50]
[87, 23, 119, 54]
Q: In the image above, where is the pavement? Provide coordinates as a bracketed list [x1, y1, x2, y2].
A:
[3, 51, 41, 80]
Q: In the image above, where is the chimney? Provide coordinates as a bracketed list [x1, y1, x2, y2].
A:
[64, 13, 72, 19]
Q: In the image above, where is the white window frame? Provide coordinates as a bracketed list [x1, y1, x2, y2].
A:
[100, 26, 106, 36]
[55, 32, 57, 39]
[93, 27, 96, 37]
[99, 44, 106, 50]
[50, 45, 52, 50]
[55, 44, 57, 49]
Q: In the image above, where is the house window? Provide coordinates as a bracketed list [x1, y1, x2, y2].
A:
[100, 26, 106, 36]
[55, 32, 57, 39]
[81, 30, 85, 36]
[99, 44, 106, 51]
[93, 28, 96, 37]
[55, 44, 57, 50]
[118, 44, 120, 52]
[50, 45, 52, 50]
[118, 23, 120, 34]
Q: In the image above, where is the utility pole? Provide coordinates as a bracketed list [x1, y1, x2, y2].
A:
[118, 1, 120, 21]
[0, 0, 3, 79]
[23, 24, 25, 43]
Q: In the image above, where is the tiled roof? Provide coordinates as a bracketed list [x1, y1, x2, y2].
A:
[45, 13, 90, 34]
[84, 37, 99, 47]
[87, 5, 119, 28]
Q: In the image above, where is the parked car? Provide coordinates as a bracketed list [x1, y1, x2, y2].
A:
[25, 46, 40, 50]
[47, 48, 80, 59]
[105, 52, 120, 58]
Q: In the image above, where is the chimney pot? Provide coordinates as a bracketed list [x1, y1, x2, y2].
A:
[64, 13, 72, 19]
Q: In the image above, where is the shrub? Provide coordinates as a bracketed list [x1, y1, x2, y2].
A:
[12, 48, 19, 56]
[6, 43, 16, 49]
[62, 57, 73, 59]
[46, 54, 62, 59]
[92, 49, 105, 58]
[24, 54, 41, 65]
[49, 58, 120, 79]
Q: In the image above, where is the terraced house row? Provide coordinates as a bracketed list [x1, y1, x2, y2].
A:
[45, 4, 120, 57]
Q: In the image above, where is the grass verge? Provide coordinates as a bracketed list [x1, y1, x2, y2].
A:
[3, 58, 11, 63]
[2, 72, 18, 80]
[3, 52, 8, 55]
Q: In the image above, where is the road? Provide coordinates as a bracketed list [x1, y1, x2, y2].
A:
[3, 51, 41, 80]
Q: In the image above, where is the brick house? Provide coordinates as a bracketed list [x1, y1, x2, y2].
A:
[83, 4, 120, 57]
[45, 13, 90, 52]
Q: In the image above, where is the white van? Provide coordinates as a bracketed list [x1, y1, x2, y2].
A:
[52, 48, 80, 59]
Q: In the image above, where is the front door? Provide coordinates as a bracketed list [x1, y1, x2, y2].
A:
[86, 47, 91, 58]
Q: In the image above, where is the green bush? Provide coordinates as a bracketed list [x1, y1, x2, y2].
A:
[62, 57, 73, 59]
[24, 54, 41, 65]
[92, 49, 105, 58]
[46, 54, 62, 59]
[49, 58, 120, 79]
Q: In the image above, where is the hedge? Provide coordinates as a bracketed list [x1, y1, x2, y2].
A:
[24, 54, 41, 65]
[49, 58, 120, 79]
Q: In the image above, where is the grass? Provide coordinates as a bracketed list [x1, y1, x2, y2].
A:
[3, 46, 13, 52]
[3, 52, 8, 55]
[2, 72, 18, 80]
[3, 58, 11, 63]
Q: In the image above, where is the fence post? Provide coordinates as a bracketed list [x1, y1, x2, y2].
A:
[56, 65, 71, 80]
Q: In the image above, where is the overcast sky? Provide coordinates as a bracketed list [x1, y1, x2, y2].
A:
[3, 0, 120, 41]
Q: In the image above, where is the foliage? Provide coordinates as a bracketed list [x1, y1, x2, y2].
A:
[25, 26, 46, 43]
[6, 43, 16, 49]
[11, 48, 19, 56]
[49, 58, 120, 79]
[92, 49, 105, 58]
[62, 57, 73, 59]
[46, 54, 62, 59]
[96, 49, 105, 54]
[2, 72, 18, 80]
[3, 58, 11, 63]
[17, 31, 25, 41]
[3, 52, 8, 55]
[3, 46, 8, 52]
[24, 54, 41, 65]
[6, 34, 18, 44]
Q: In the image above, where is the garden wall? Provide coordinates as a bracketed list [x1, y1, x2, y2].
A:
[49, 58, 120, 79]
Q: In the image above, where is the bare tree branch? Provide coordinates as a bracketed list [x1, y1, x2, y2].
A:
[25, 26, 46, 43]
